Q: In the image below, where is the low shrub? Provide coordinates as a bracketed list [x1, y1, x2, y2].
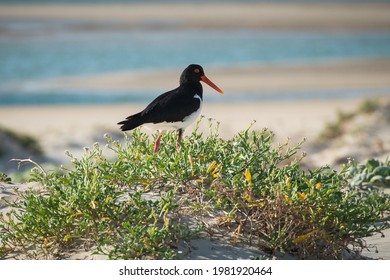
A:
[1, 119, 389, 259]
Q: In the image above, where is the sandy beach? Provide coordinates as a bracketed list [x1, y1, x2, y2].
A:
[1, 96, 389, 172]
[1, 1, 390, 260]
[0, 98, 367, 148]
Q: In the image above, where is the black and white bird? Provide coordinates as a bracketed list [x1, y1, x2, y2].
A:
[118, 64, 224, 152]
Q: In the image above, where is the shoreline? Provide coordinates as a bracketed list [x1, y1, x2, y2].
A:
[4, 58, 390, 99]
[23, 58, 390, 93]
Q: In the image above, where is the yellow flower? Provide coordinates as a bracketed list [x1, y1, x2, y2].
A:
[245, 168, 253, 186]
[285, 177, 292, 187]
[212, 163, 222, 174]
[160, 204, 170, 226]
[298, 192, 308, 200]
[284, 195, 292, 205]
[188, 154, 194, 176]
[248, 200, 265, 208]
[292, 230, 317, 244]
[163, 208, 169, 226]
[244, 192, 252, 203]
[315, 182, 322, 189]
[206, 161, 217, 174]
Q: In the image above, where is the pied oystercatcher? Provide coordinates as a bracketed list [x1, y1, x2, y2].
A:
[118, 64, 224, 152]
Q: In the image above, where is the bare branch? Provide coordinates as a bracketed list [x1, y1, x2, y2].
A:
[10, 158, 47, 176]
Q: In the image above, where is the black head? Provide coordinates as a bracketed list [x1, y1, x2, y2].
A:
[179, 64, 224, 94]
[179, 64, 205, 84]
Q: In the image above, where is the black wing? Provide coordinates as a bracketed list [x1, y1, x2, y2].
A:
[118, 86, 201, 131]
[140, 87, 201, 123]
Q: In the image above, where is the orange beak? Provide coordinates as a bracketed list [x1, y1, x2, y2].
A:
[201, 75, 224, 94]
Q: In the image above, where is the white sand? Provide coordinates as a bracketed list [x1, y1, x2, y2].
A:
[1, 97, 387, 172]
[0, 99, 362, 158]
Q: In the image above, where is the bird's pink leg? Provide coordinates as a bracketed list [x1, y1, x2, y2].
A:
[154, 132, 162, 153]
[176, 129, 183, 149]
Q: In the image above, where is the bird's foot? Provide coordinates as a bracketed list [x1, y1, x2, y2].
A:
[154, 143, 160, 153]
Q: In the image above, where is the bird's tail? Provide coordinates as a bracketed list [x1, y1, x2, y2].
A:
[117, 113, 144, 131]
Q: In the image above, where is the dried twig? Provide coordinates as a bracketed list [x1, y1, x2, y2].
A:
[10, 158, 47, 176]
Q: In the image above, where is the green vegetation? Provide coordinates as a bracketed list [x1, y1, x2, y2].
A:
[317, 98, 383, 142]
[349, 158, 390, 189]
[0, 119, 389, 259]
[357, 99, 380, 114]
[0, 126, 43, 157]
[0, 172, 12, 183]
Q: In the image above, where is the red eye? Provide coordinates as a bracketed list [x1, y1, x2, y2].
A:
[194, 68, 200, 73]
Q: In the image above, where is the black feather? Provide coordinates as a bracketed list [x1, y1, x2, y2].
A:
[117, 64, 206, 132]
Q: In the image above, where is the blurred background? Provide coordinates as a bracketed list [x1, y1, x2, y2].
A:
[1, 0, 390, 177]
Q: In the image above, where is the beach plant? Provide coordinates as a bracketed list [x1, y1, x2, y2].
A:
[348, 158, 390, 189]
[316, 98, 385, 143]
[0, 145, 185, 259]
[0, 172, 12, 183]
[0, 118, 389, 259]
[0, 126, 43, 156]
[357, 98, 380, 114]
